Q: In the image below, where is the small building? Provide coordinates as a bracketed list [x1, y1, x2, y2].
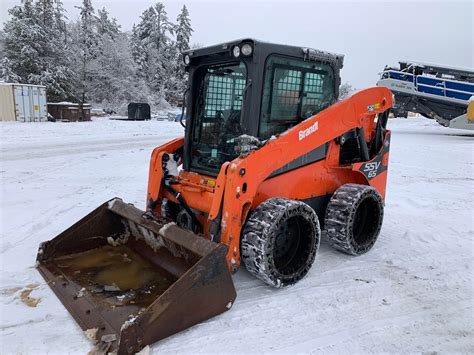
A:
[47, 102, 92, 122]
[0, 83, 48, 122]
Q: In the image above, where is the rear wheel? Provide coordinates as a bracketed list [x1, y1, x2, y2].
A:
[324, 184, 384, 255]
[241, 198, 320, 288]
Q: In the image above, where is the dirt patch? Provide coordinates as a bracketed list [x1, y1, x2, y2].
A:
[19, 284, 41, 307]
[0, 286, 22, 295]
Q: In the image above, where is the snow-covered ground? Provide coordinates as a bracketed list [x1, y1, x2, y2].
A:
[0, 117, 473, 354]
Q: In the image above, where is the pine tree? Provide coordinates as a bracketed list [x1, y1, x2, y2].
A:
[1, 0, 74, 100]
[71, 0, 101, 107]
[131, 2, 175, 107]
[54, 0, 68, 43]
[174, 5, 193, 96]
[175, 5, 192, 54]
[31, 0, 74, 101]
[97, 7, 120, 39]
[35, 0, 55, 30]
[1, 0, 193, 110]
[1, 3, 44, 82]
[0, 57, 22, 83]
[130, 24, 147, 77]
[69, 2, 149, 112]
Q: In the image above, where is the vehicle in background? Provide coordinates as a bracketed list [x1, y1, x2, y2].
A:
[377, 61, 474, 129]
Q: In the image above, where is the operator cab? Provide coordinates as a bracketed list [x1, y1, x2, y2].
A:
[182, 39, 344, 176]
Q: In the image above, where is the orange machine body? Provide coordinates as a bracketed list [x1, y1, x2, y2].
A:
[147, 87, 392, 272]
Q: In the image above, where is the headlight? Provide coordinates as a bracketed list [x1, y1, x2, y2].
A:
[241, 43, 253, 56]
[183, 54, 190, 65]
[232, 46, 240, 58]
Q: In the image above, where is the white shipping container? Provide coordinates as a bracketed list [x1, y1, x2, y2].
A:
[0, 83, 48, 122]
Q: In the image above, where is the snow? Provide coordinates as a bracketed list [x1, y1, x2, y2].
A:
[1, 117, 473, 353]
[400, 60, 474, 73]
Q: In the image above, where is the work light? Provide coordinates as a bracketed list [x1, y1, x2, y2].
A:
[241, 43, 253, 56]
[232, 46, 240, 58]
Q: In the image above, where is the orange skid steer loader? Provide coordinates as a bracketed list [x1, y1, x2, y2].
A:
[37, 39, 393, 353]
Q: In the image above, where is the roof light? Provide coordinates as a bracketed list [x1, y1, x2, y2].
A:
[241, 43, 253, 56]
[232, 46, 240, 58]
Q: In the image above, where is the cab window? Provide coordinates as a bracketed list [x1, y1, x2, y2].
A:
[259, 56, 335, 139]
[190, 61, 247, 174]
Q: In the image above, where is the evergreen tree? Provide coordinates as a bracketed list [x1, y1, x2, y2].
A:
[1, 3, 46, 83]
[131, 3, 175, 106]
[175, 5, 192, 53]
[130, 24, 148, 77]
[35, 0, 55, 30]
[1, 0, 194, 110]
[97, 7, 120, 39]
[174, 5, 193, 95]
[0, 57, 22, 83]
[71, 0, 101, 106]
[1, 0, 73, 100]
[31, 0, 74, 100]
[54, 0, 68, 43]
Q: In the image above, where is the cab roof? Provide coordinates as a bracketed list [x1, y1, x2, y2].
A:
[183, 38, 344, 69]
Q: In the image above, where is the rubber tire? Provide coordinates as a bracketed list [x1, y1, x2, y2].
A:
[241, 198, 321, 288]
[324, 184, 384, 255]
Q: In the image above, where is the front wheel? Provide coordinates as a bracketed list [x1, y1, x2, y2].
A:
[241, 198, 321, 288]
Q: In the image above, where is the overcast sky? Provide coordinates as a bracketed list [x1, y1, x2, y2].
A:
[1, 0, 473, 88]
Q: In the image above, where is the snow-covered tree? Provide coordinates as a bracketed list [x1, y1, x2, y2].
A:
[173, 5, 193, 96]
[1, 0, 74, 100]
[54, 0, 68, 42]
[31, 0, 74, 100]
[339, 82, 355, 100]
[1, 0, 193, 110]
[131, 2, 176, 106]
[175, 5, 192, 54]
[0, 57, 22, 83]
[1, 4, 45, 83]
[97, 7, 119, 39]
[68, 1, 150, 112]
[35, 0, 55, 30]
[70, 0, 101, 106]
[93, 32, 151, 113]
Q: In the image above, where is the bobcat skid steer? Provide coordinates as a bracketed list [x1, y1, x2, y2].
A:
[37, 39, 393, 354]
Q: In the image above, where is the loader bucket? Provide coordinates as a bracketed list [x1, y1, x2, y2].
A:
[36, 198, 236, 354]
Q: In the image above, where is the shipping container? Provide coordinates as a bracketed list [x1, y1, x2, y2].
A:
[0, 83, 48, 122]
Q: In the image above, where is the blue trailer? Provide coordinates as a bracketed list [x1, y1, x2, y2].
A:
[377, 61, 474, 129]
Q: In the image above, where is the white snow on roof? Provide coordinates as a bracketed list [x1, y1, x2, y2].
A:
[0, 82, 47, 88]
[400, 60, 474, 73]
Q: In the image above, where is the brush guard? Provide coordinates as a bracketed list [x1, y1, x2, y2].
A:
[36, 198, 236, 354]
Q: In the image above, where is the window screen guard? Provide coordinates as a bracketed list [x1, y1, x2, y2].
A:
[259, 57, 334, 140]
[190, 62, 247, 174]
[268, 63, 329, 121]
